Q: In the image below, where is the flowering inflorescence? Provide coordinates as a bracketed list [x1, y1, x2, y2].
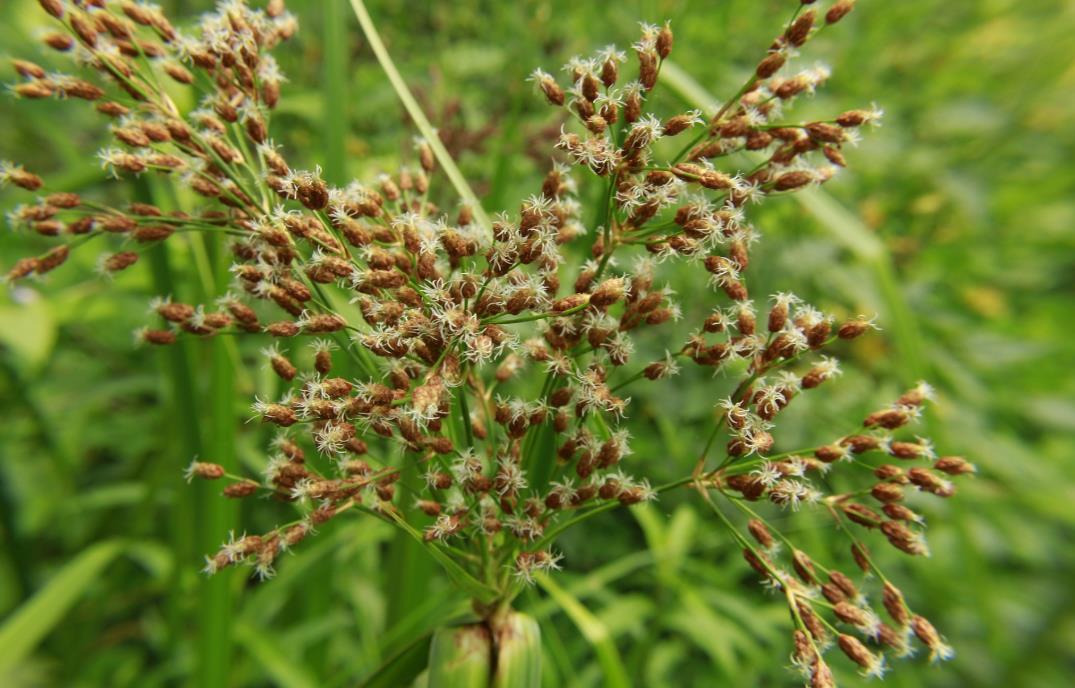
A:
[3, 1, 969, 684]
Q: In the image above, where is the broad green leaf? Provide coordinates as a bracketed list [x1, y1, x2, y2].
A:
[0, 540, 125, 674]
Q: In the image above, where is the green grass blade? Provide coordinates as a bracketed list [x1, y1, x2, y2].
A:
[234, 621, 319, 688]
[383, 454, 438, 633]
[348, 0, 493, 235]
[534, 573, 629, 688]
[323, 0, 349, 185]
[0, 540, 125, 674]
[360, 632, 433, 688]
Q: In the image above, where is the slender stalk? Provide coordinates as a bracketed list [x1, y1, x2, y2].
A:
[349, 0, 492, 236]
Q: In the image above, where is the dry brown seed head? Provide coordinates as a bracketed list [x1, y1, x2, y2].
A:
[223, 480, 259, 498]
[882, 581, 910, 626]
[935, 456, 975, 475]
[837, 633, 879, 673]
[837, 317, 872, 339]
[829, 570, 859, 600]
[756, 51, 786, 79]
[767, 302, 788, 332]
[103, 251, 139, 272]
[814, 443, 845, 463]
[774, 170, 813, 191]
[140, 328, 176, 345]
[851, 542, 871, 572]
[911, 614, 952, 661]
[871, 481, 904, 503]
[37, 0, 64, 18]
[863, 408, 909, 430]
[32, 219, 61, 236]
[12, 59, 46, 79]
[873, 464, 905, 481]
[881, 502, 919, 523]
[265, 321, 300, 338]
[805, 122, 845, 143]
[267, 0, 287, 18]
[792, 549, 818, 585]
[283, 523, 310, 548]
[43, 33, 74, 51]
[821, 582, 846, 604]
[656, 22, 673, 59]
[797, 600, 827, 642]
[41, 192, 78, 209]
[3, 165, 43, 190]
[188, 461, 225, 481]
[590, 277, 626, 307]
[535, 72, 564, 106]
[810, 657, 835, 688]
[741, 548, 771, 579]
[269, 353, 296, 381]
[826, 0, 857, 25]
[36, 245, 69, 274]
[553, 293, 590, 312]
[834, 601, 871, 628]
[260, 403, 297, 426]
[6, 257, 39, 282]
[70, 13, 99, 47]
[624, 87, 642, 123]
[842, 434, 880, 453]
[786, 9, 815, 46]
[792, 628, 815, 666]
[838, 498, 881, 526]
[417, 499, 442, 517]
[15, 81, 54, 99]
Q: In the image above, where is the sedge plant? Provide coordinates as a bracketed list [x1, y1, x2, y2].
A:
[2, 1, 974, 685]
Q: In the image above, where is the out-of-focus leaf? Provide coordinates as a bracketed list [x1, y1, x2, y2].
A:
[534, 573, 630, 688]
[234, 621, 319, 688]
[0, 299, 56, 373]
[0, 540, 125, 674]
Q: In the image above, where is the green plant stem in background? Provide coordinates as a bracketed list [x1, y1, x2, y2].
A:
[197, 234, 239, 688]
[146, 242, 201, 643]
[323, 0, 349, 186]
[141, 179, 202, 647]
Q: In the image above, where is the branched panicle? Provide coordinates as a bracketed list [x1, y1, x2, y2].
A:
[3, 1, 967, 684]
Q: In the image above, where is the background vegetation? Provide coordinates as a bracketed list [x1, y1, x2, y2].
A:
[1, 0, 1072, 686]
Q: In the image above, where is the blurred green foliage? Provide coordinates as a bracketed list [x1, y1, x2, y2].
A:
[1, 0, 1073, 686]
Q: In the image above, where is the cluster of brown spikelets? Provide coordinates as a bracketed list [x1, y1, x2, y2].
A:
[2, 0, 974, 684]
